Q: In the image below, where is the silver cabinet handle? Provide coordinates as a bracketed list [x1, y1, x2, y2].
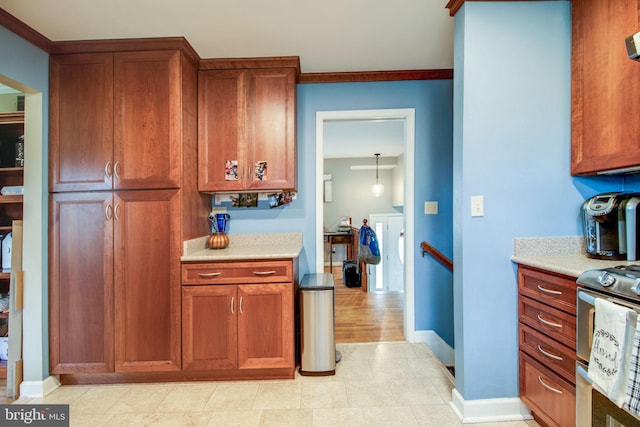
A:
[105, 204, 113, 221]
[105, 161, 113, 179]
[537, 314, 562, 329]
[537, 285, 562, 295]
[537, 344, 563, 361]
[253, 271, 276, 276]
[114, 203, 121, 221]
[538, 376, 563, 394]
[231, 296, 235, 315]
[198, 272, 222, 277]
[239, 296, 244, 314]
[114, 161, 121, 181]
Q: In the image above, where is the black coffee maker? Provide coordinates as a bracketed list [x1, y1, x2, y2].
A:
[582, 192, 638, 259]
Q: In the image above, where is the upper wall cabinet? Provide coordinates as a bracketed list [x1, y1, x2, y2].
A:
[198, 58, 298, 192]
[571, 0, 640, 175]
[50, 50, 182, 192]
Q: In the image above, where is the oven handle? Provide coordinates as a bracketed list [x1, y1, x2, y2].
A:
[578, 289, 597, 306]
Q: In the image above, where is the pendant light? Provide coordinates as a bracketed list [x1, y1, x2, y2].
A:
[372, 153, 384, 197]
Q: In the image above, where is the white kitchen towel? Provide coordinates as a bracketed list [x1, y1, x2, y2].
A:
[588, 298, 638, 406]
[623, 317, 640, 416]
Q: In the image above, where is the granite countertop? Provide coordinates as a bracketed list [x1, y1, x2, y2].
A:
[182, 232, 303, 262]
[511, 236, 637, 278]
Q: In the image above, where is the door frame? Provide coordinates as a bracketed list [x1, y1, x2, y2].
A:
[315, 108, 416, 342]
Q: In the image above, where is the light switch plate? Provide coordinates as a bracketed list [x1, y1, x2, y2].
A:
[424, 201, 438, 215]
[471, 195, 484, 217]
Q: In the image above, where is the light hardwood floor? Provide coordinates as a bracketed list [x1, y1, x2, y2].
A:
[327, 265, 405, 343]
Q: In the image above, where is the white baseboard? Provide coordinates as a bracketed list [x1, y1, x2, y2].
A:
[414, 330, 454, 366]
[450, 388, 532, 423]
[19, 375, 60, 398]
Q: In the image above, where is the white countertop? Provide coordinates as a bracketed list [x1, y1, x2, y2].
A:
[511, 236, 638, 278]
[181, 232, 303, 262]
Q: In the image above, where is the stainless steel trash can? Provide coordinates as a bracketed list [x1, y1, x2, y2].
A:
[299, 273, 339, 376]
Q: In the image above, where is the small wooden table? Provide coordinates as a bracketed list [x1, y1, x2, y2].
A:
[324, 232, 354, 267]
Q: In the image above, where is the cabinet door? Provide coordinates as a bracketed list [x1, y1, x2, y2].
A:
[198, 69, 246, 192]
[114, 189, 181, 372]
[572, 0, 640, 174]
[49, 192, 114, 373]
[245, 68, 297, 191]
[237, 283, 294, 369]
[182, 285, 238, 370]
[49, 53, 114, 192]
[113, 51, 182, 190]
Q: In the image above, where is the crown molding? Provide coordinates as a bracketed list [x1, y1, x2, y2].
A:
[299, 69, 453, 84]
[0, 7, 52, 52]
[446, 0, 540, 16]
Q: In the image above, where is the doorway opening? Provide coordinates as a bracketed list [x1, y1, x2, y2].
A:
[315, 108, 416, 343]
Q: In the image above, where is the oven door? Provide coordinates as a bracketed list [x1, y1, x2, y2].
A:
[577, 361, 640, 427]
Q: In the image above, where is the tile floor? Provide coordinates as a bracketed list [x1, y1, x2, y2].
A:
[12, 342, 541, 427]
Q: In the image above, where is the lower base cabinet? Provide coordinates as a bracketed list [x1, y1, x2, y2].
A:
[520, 352, 575, 427]
[181, 259, 296, 379]
[182, 283, 294, 372]
[517, 265, 577, 427]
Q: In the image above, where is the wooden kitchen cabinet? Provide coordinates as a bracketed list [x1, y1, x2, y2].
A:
[50, 50, 182, 192]
[181, 260, 295, 378]
[198, 58, 298, 192]
[517, 265, 577, 427]
[48, 39, 210, 383]
[571, 0, 640, 175]
[49, 189, 182, 374]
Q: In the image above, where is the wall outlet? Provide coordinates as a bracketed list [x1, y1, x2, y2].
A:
[424, 201, 438, 215]
[471, 195, 484, 217]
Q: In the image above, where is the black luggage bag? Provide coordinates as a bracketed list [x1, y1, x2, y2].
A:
[342, 260, 361, 287]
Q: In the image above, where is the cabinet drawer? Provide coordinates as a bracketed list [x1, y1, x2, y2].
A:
[518, 267, 576, 315]
[182, 260, 293, 285]
[520, 351, 575, 427]
[519, 323, 576, 384]
[519, 295, 576, 348]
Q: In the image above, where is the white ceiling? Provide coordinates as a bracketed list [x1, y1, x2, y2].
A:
[0, 0, 454, 159]
[0, 0, 454, 73]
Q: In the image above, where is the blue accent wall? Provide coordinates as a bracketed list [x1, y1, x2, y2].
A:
[452, 1, 628, 401]
[227, 80, 455, 343]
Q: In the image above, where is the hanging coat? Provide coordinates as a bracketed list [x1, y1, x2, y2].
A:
[358, 224, 381, 265]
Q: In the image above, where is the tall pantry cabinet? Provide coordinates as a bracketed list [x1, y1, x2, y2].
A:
[48, 40, 209, 378]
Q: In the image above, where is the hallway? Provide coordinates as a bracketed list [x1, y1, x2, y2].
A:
[328, 266, 404, 343]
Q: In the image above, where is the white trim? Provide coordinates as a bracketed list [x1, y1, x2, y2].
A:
[449, 389, 533, 423]
[414, 330, 455, 366]
[315, 108, 416, 342]
[19, 375, 60, 398]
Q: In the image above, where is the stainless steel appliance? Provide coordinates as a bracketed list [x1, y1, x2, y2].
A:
[582, 193, 638, 260]
[576, 266, 640, 426]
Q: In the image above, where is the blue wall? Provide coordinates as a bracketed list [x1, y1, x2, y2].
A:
[453, 1, 630, 402]
[229, 80, 455, 342]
